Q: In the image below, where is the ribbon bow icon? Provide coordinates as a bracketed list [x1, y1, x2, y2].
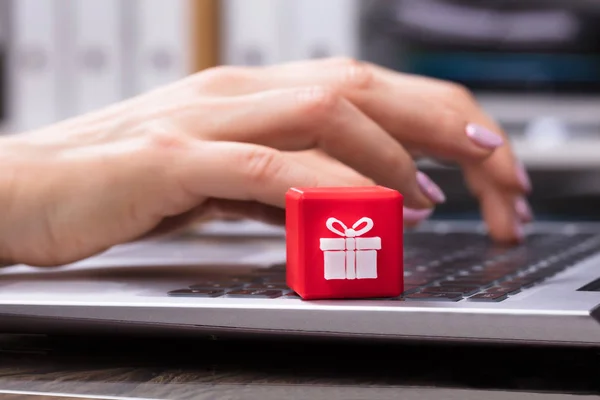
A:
[320, 216, 381, 280]
[326, 217, 374, 238]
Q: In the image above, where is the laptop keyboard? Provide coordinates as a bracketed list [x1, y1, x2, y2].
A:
[168, 231, 600, 302]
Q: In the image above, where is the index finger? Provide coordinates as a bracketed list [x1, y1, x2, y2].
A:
[268, 60, 530, 242]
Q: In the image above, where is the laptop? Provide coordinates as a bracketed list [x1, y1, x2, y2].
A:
[2, 0, 600, 346]
[1, 218, 600, 347]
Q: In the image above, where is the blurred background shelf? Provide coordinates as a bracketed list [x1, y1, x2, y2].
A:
[0, 0, 599, 219]
[0, 0, 219, 134]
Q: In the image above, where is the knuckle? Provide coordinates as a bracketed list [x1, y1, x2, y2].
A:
[242, 147, 284, 184]
[142, 123, 189, 153]
[440, 82, 474, 104]
[429, 106, 491, 159]
[192, 65, 252, 93]
[381, 145, 413, 178]
[325, 57, 373, 90]
[326, 56, 362, 69]
[104, 113, 149, 137]
[432, 106, 465, 138]
[295, 86, 341, 118]
[341, 60, 374, 90]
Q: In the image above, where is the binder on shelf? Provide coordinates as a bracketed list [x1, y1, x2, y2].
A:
[131, 0, 194, 95]
[288, 0, 360, 61]
[8, 0, 61, 133]
[191, 0, 220, 72]
[6, 0, 221, 133]
[220, 0, 291, 66]
[0, 0, 8, 133]
[69, 0, 125, 117]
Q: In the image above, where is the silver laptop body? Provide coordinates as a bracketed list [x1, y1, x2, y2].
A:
[1, 220, 600, 347]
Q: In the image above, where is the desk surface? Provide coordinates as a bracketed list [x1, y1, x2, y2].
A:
[0, 334, 599, 400]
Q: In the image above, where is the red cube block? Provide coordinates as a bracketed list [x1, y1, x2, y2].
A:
[286, 186, 404, 300]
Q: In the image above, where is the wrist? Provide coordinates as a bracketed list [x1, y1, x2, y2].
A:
[0, 134, 28, 265]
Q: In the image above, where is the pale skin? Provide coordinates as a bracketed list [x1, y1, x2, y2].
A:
[0, 58, 532, 267]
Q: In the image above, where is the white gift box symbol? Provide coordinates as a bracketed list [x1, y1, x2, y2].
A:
[319, 217, 381, 280]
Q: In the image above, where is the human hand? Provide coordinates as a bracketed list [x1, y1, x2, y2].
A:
[0, 57, 531, 266]
[192, 58, 532, 234]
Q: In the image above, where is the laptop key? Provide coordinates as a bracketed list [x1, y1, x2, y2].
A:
[259, 275, 287, 283]
[281, 292, 301, 299]
[468, 292, 508, 302]
[401, 285, 420, 294]
[502, 278, 536, 289]
[403, 292, 463, 302]
[498, 285, 523, 295]
[522, 271, 551, 280]
[440, 279, 493, 288]
[405, 274, 444, 283]
[190, 281, 243, 290]
[249, 270, 286, 280]
[244, 282, 290, 290]
[404, 278, 433, 286]
[225, 289, 283, 299]
[168, 289, 225, 297]
[484, 287, 521, 296]
[423, 285, 481, 296]
[465, 272, 506, 280]
[268, 263, 286, 271]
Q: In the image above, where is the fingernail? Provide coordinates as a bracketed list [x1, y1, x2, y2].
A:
[516, 161, 532, 193]
[416, 171, 446, 204]
[466, 123, 504, 149]
[404, 207, 434, 224]
[515, 197, 533, 222]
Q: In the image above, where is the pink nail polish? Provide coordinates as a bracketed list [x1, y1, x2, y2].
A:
[515, 197, 533, 222]
[416, 171, 446, 204]
[404, 207, 434, 224]
[466, 123, 504, 149]
[516, 162, 532, 193]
